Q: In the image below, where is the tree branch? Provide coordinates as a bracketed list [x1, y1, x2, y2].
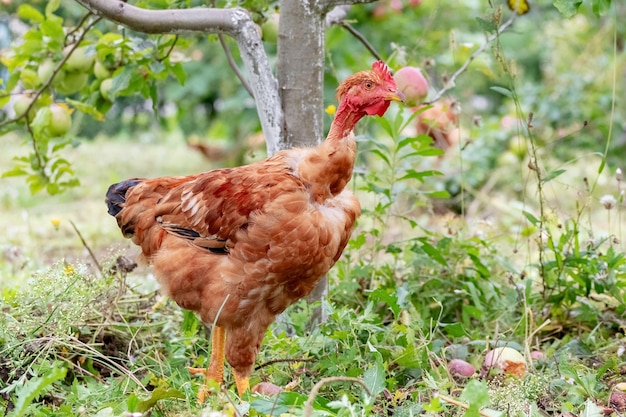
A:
[325, 5, 351, 26]
[73, 0, 282, 152]
[337, 21, 383, 61]
[217, 33, 254, 97]
[318, 0, 378, 13]
[74, 0, 237, 34]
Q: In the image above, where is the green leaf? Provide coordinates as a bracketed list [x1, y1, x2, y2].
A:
[368, 289, 400, 318]
[28, 175, 46, 194]
[468, 254, 490, 278]
[65, 99, 105, 121]
[397, 135, 419, 151]
[9, 367, 67, 417]
[523, 210, 540, 225]
[45, 0, 62, 16]
[591, 0, 611, 17]
[0, 93, 7, 110]
[490, 86, 513, 98]
[394, 344, 422, 368]
[50, 157, 71, 173]
[136, 387, 185, 413]
[170, 62, 187, 85]
[542, 168, 566, 183]
[375, 115, 394, 138]
[459, 379, 490, 417]
[149, 60, 166, 75]
[2, 166, 29, 178]
[475, 17, 497, 32]
[417, 239, 448, 266]
[46, 182, 60, 195]
[40, 18, 65, 43]
[580, 399, 603, 417]
[31, 107, 51, 138]
[110, 67, 135, 98]
[17, 5, 44, 23]
[6, 71, 22, 91]
[181, 309, 200, 336]
[423, 396, 444, 413]
[250, 391, 322, 415]
[399, 169, 443, 182]
[424, 189, 451, 198]
[363, 346, 385, 397]
[369, 149, 391, 168]
[442, 323, 466, 338]
[126, 394, 140, 412]
[553, 0, 583, 18]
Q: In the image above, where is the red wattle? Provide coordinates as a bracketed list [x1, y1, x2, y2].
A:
[364, 101, 391, 117]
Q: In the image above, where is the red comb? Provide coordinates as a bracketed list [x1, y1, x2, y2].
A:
[372, 60, 393, 82]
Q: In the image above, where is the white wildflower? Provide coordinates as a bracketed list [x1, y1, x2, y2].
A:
[599, 194, 616, 210]
[616, 168, 623, 182]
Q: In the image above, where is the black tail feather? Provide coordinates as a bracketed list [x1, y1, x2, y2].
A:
[105, 179, 142, 217]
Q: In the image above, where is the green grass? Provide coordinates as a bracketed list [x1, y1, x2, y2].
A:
[1, 118, 625, 416]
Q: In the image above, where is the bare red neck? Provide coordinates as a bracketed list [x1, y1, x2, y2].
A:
[326, 101, 366, 141]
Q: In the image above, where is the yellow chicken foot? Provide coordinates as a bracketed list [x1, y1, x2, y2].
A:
[188, 325, 226, 402]
[233, 371, 250, 397]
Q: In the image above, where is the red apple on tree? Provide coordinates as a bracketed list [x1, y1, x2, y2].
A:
[394, 66, 429, 106]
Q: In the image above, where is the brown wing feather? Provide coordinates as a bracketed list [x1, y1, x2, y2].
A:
[153, 156, 304, 251]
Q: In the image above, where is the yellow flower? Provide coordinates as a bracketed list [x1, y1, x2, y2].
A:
[51, 218, 61, 230]
[64, 263, 75, 275]
[325, 104, 336, 116]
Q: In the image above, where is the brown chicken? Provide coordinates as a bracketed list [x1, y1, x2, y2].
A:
[105, 61, 403, 399]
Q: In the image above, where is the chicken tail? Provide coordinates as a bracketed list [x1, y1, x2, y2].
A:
[106, 177, 169, 257]
[105, 179, 143, 217]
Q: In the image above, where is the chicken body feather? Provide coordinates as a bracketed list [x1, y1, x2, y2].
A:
[106, 61, 403, 397]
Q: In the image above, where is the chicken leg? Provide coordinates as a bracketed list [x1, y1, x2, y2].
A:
[233, 370, 250, 396]
[188, 325, 226, 402]
[188, 326, 251, 400]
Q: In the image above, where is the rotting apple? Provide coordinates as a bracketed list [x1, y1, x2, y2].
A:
[482, 347, 526, 378]
[448, 359, 476, 378]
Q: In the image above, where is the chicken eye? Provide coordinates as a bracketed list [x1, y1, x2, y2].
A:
[364, 81, 374, 90]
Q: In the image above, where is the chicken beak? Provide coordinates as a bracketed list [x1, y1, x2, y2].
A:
[387, 90, 406, 103]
